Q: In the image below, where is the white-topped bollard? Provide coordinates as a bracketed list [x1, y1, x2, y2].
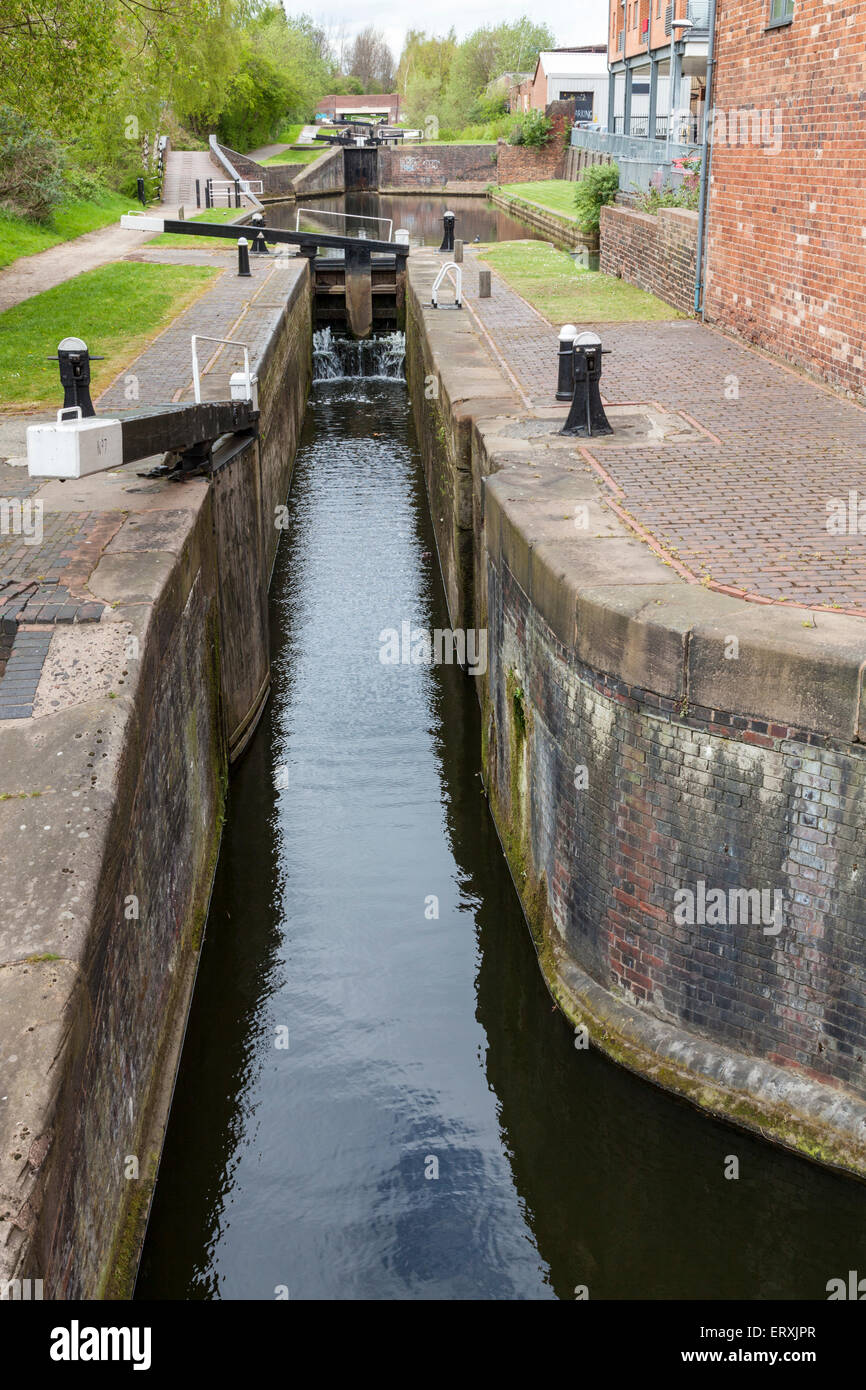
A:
[556, 323, 579, 401]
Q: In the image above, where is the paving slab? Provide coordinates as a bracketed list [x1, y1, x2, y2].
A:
[460, 249, 866, 615]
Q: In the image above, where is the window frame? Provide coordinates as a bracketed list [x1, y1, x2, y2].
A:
[767, 0, 794, 29]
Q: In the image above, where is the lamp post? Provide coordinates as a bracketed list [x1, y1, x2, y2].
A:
[667, 14, 694, 159]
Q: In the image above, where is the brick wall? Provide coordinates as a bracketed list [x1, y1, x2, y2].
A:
[600, 203, 698, 315]
[378, 144, 498, 189]
[496, 110, 571, 183]
[706, 0, 866, 401]
[496, 140, 566, 183]
[489, 556, 866, 1102]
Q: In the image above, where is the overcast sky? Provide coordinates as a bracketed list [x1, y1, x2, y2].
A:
[290, 1, 610, 68]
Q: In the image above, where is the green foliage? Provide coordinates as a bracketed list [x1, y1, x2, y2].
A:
[468, 92, 508, 123]
[0, 190, 131, 269]
[508, 110, 553, 148]
[573, 163, 620, 234]
[0, 106, 65, 221]
[416, 18, 554, 130]
[634, 159, 702, 214]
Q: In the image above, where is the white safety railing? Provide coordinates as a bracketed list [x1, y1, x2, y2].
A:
[431, 262, 462, 309]
[191, 335, 252, 404]
[294, 207, 393, 241]
[210, 178, 264, 196]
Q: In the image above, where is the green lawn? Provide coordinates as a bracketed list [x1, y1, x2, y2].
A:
[498, 181, 580, 220]
[274, 123, 304, 144]
[475, 241, 681, 323]
[260, 147, 323, 165]
[0, 262, 218, 409]
[148, 205, 245, 248]
[0, 191, 134, 270]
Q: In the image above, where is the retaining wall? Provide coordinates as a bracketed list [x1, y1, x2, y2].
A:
[406, 249, 866, 1179]
[378, 144, 497, 191]
[0, 267, 312, 1298]
[600, 204, 698, 316]
[488, 190, 596, 254]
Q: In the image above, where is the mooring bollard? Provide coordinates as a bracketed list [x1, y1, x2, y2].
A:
[556, 323, 578, 401]
[478, 269, 491, 298]
[237, 237, 252, 277]
[439, 210, 455, 253]
[454, 238, 463, 264]
[47, 336, 104, 419]
[250, 212, 270, 255]
[560, 331, 613, 438]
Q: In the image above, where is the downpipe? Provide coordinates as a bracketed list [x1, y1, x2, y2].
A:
[694, 0, 718, 318]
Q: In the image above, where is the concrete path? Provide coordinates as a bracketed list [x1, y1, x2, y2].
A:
[461, 249, 866, 616]
[161, 149, 214, 213]
[246, 142, 291, 162]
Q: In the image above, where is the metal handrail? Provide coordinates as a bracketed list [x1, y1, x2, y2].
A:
[295, 207, 393, 241]
[191, 335, 252, 404]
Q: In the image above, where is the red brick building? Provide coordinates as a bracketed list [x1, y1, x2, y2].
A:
[705, 0, 866, 400]
[316, 94, 402, 123]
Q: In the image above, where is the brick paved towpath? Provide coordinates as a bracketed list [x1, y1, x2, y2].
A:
[0, 250, 306, 713]
[460, 251, 866, 615]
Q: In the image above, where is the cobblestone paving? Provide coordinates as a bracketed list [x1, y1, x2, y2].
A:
[461, 253, 866, 614]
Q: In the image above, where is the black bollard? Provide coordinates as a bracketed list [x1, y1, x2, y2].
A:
[559, 332, 613, 438]
[250, 213, 270, 255]
[556, 323, 578, 400]
[439, 209, 455, 253]
[136, 176, 146, 206]
[237, 237, 252, 277]
[48, 337, 105, 419]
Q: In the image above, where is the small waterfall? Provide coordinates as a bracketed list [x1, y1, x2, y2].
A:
[313, 327, 405, 381]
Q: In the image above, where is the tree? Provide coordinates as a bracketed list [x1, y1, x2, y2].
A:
[346, 26, 395, 91]
[441, 18, 555, 128]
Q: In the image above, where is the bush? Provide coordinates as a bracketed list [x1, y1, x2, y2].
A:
[573, 162, 619, 234]
[508, 110, 553, 148]
[0, 106, 65, 221]
[634, 157, 701, 213]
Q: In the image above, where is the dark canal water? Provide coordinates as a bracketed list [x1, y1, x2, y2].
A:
[268, 191, 544, 247]
[136, 343, 866, 1302]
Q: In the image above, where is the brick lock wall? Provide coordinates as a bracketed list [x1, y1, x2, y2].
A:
[600, 203, 698, 314]
[378, 144, 498, 189]
[496, 141, 566, 183]
[706, 0, 866, 400]
[489, 557, 866, 1100]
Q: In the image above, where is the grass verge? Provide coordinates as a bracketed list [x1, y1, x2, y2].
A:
[0, 262, 218, 410]
[475, 240, 682, 323]
[0, 191, 134, 270]
[260, 147, 323, 165]
[497, 181, 581, 220]
[148, 205, 244, 249]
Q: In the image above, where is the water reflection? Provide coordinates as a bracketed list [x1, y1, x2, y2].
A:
[266, 191, 546, 247]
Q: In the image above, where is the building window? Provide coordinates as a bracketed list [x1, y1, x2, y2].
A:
[768, 0, 794, 25]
